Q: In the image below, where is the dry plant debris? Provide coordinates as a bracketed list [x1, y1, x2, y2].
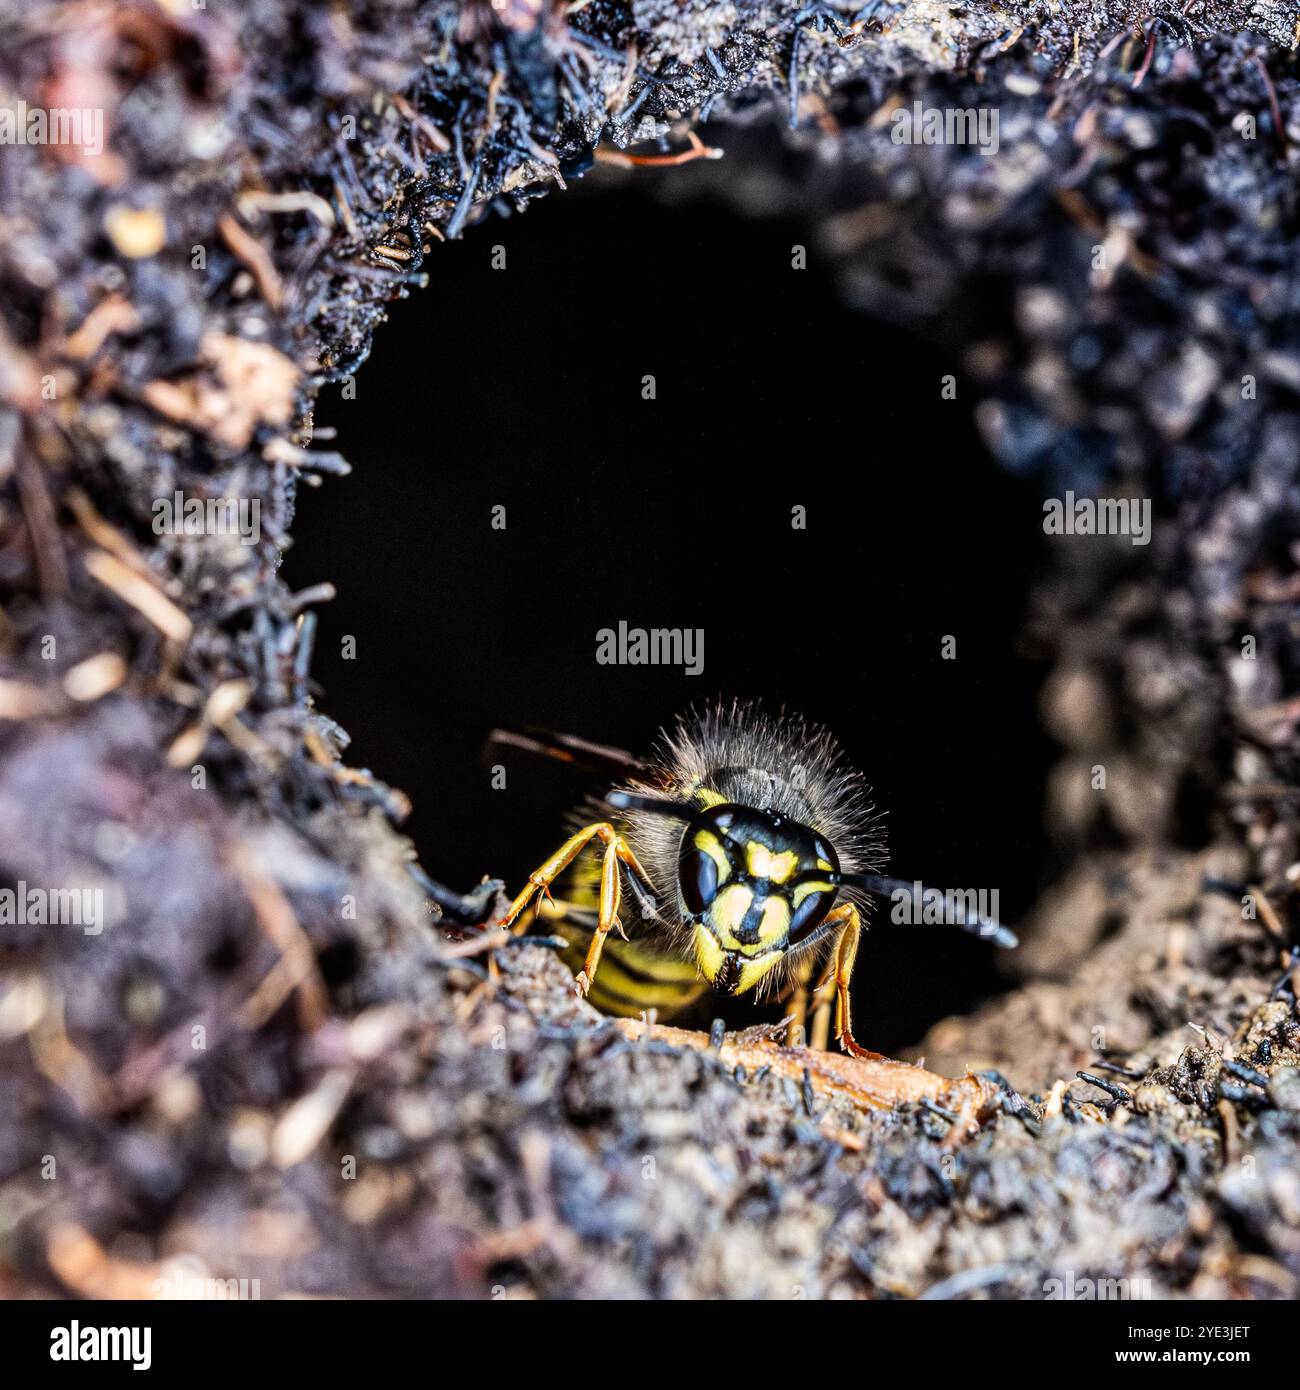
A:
[0, 0, 1296, 1299]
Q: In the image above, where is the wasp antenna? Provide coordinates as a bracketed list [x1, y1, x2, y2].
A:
[605, 789, 694, 820]
[840, 872, 1019, 950]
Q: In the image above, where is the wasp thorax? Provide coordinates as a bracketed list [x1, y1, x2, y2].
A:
[678, 802, 841, 996]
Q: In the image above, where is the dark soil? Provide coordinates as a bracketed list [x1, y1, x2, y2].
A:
[0, 0, 1297, 1300]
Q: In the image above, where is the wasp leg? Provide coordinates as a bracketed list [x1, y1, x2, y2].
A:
[496, 822, 656, 996]
[574, 838, 624, 997]
[783, 954, 818, 1048]
[793, 954, 837, 1052]
[818, 902, 886, 1061]
[808, 972, 834, 1053]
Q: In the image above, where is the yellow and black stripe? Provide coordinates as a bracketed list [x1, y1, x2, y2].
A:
[545, 908, 706, 1017]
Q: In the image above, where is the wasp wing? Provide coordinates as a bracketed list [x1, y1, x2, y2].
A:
[483, 725, 653, 782]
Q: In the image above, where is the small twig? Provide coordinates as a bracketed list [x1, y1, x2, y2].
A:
[83, 548, 191, 645]
[1132, 23, 1157, 88]
[233, 848, 330, 1032]
[1252, 55, 1289, 158]
[1075, 1071, 1133, 1104]
[219, 212, 284, 310]
[17, 448, 68, 596]
[595, 129, 722, 168]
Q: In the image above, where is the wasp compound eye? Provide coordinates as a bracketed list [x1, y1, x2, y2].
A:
[679, 844, 720, 915]
[788, 884, 837, 943]
[678, 804, 743, 917]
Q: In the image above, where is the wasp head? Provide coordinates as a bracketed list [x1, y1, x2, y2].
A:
[678, 802, 841, 996]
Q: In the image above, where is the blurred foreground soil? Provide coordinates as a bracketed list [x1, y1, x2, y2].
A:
[0, 0, 1297, 1298]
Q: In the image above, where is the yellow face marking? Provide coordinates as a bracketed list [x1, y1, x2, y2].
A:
[693, 922, 728, 984]
[735, 952, 783, 995]
[710, 883, 753, 946]
[815, 857, 833, 872]
[792, 880, 835, 909]
[755, 896, 791, 948]
[745, 842, 800, 884]
[692, 829, 732, 884]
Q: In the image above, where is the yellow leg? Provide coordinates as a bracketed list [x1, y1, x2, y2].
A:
[496, 822, 656, 998]
[809, 979, 833, 1053]
[794, 948, 840, 1053]
[783, 954, 817, 1047]
[575, 838, 622, 996]
[820, 902, 885, 1061]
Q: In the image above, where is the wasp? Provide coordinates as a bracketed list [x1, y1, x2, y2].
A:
[478, 702, 1014, 1060]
